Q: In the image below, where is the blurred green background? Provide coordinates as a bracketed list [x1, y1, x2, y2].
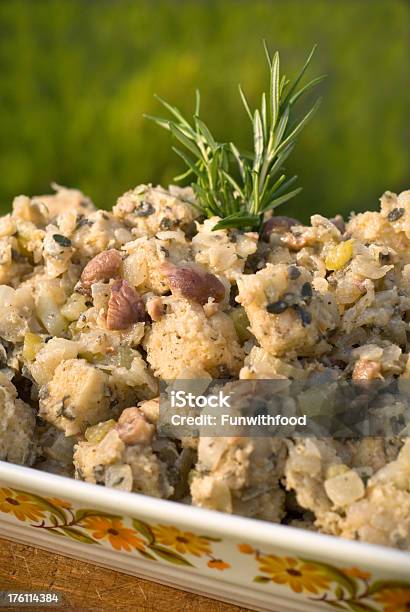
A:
[0, 0, 409, 221]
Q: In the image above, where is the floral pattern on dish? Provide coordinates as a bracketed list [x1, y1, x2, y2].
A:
[0, 486, 227, 568]
[238, 543, 410, 611]
[0, 485, 409, 611]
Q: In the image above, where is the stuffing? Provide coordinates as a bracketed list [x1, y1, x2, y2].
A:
[240, 347, 309, 380]
[143, 297, 244, 378]
[39, 359, 111, 435]
[113, 184, 198, 237]
[191, 436, 287, 522]
[73, 403, 176, 498]
[32, 183, 95, 218]
[284, 436, 409, 547]
[237, 263, 339, 357]
[0, 373, 36, 465]
[337, 440, 410, 549]
[2, 182, 410, 551]
[0, 285, 34, 343]
[192, 217, 258, 282]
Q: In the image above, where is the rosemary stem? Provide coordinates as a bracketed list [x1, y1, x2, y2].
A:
[147, 44, 322, 231]
[258, 154, 271, 196]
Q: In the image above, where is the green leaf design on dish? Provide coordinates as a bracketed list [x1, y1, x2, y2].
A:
[17, 490, 67, 523]
[346, 602, 379, 612]
[132, 518, 155, 545]
[59, 526, 99, 544]
[149, 544, 193, 566]
[137, 548, 157, 561]
[302, 559, 358, 598]
[47, 528, 65, 537]
[253, 575, 271, 583]
[75, 509, 121, 523]
[198, 534, 221, 542]
[367, 579, 410, 595]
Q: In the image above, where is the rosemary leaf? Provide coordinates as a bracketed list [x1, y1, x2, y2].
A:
[270, 51, 280, 128]
[147, 43, 323, 232]
[238, 85, 253, 123]
[264, 187, 302, 212]
[253, 109, 264, 172]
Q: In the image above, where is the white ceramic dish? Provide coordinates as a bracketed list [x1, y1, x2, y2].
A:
[1, 460, 409, 612]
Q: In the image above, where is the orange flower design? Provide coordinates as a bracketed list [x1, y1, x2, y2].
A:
[375, 587, 410, 612]
[81, 516, 145, 552]
[342, 567, 371, 580]
[257, 555, 330, 594]
[207, 559, 231, 571]
[237, 543, 255, 554]
[152, 525, 211, 557]
[0, 488, 46, 522]
[46, 497, 72, 509]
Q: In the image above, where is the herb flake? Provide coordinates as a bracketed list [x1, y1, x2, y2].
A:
[53, 234, 72, 247]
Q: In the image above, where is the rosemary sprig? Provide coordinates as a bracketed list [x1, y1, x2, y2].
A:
[145, 43, 324, 232]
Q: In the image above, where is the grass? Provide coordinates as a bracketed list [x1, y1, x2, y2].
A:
[0, 0, 408, 221]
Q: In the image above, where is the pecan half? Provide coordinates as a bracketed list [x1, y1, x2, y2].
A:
[352, 360, 381, 381]
[106, 279, 145, 330]
[161, 262, 225, 305]
[116, 407, 155, 445]
[79, 249, 122, 294]
[261, 216, 301, 242]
